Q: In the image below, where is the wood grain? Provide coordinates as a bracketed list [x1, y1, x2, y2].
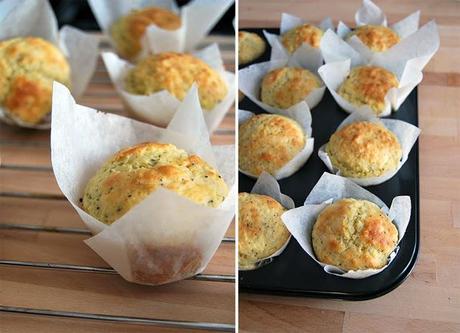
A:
[239, 0, 460, 332]
[0, 313, 216, 333]
[239, 300, 345, 333]
[0, 266, 234, 323]
[0, 230, 235, 273]
[0, 34, 236, 332]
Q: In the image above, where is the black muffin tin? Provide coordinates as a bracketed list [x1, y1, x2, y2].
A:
[238, 28, 420, 300]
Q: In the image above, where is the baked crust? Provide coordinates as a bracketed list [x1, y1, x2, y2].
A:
[83, 142, 228, 224]
[260, 67, 321, 109]
[238, 192, 290, 269]
[338, 66, 399, 115]
[326, 121, 402, 178]
[281, 23, 324, 53]
[239, 114, 305, 176]
[0, 37, 70, 124]
[110, 7, 181, 60]
[124, 52, 228, 110]
[238, 31, 266, 65]
[348, 25, 400, 52]
[312, 198, 398, 271]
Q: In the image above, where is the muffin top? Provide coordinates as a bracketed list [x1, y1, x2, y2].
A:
[348, 25, 400, 52]
[281, 23, 324, 53]
[238, 31, 266, 65]
[110, 7, 181, 60]
[312, 198, 398, 271]
[260, 67, 321, 109]
[239, 114, 305, 176]
[338, 66, 399, 115]
[83, 142, 228, 224]
[124, 52, 228, 110]
[0, 37, 71, 124]
[326, 121, 402, 178]
[238, 192, 290, 269]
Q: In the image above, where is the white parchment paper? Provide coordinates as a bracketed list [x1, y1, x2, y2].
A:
[282, 172, 411, 279]
[238, 58, 326, 113]
[318, 110, 420, 186]
[334, 0, 439, 68]
[88, 0, 233, 58]
[238, 104, 314, 180]
[318, 51, 423, 116]
[239, 172, 294, 271]
[263, 13, 333, 68]
[102, 43, 235, 132]
[0, 0, 99, 129]
[51, 82, 236, 286]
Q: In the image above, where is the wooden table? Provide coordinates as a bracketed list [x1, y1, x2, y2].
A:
[239, 1, 460, 332]
[0, 35, 236, 332]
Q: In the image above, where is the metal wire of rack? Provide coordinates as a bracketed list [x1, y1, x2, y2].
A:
[0, 209, 235, 331]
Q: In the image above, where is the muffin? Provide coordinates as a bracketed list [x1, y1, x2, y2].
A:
[110, 7, 181, 60]
[82, 142, 228, 225]
[338, 66, 399, 115]
[0, 37, 71, 125]
[129, 244, 202, 285]
[281, 23, 324, 53]
[326, 121, 402, 178]
[124, 52, 228, 110]
[260, 67, 321, 109]
[239, 114, 305, 176]
[238, 31, 266, 65]
[347, 25, 400, 52]
[239, 192, 290, 269]
[312, 198, 398, 271]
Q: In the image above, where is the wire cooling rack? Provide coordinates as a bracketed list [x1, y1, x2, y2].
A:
[0, 35, 236, 332]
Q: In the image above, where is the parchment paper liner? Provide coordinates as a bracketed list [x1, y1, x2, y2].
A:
[262, 13, 334, 68]
[282, 172, 411, 279]
[102, 43, 235, 132]
[239, 172, 295, 271]
[334, 0, 439, 69]
[0, 0, 99, 129]
[238, 103, 314, 180]
[318, 51, 423, 117]
[88, 0, 233, 59]
[51, 82, 236, 286]
[318, 110, 420, 186]
[238, 58, 326, 113]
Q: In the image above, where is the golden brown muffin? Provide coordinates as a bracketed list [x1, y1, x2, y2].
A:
[326, 121, 402, 178]
[0, 37, 71, 125]
[239, 114, 305, 176]
[238, 192, 290, 269]
[124, 52, 228, 110]
[347, 25, 400, 52]
[281, 23, 324, 53]
[338, 66, 399, 115]
[110, 7, 181, 60]
[312, 198, 398, 271]
[82, 142, 228, 224]
[238, 31, 266, 65]
[260, 67, 321, 109]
